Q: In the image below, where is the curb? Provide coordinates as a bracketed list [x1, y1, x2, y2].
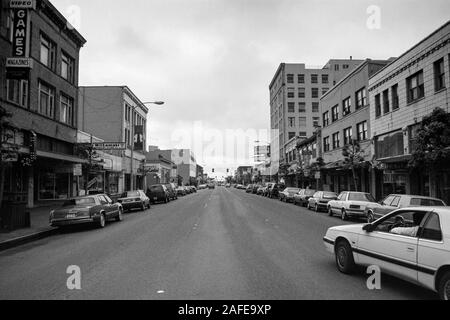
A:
[0, 228, 59, 252]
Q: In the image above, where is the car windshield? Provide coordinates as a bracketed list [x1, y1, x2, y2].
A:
[287, 188, 300, 193]
[63, 197, 96, 206]
[126, 191, 140, 197]
[323, 192, 337, 199]
[410, 198, 445, 206]
[305, 190, 316, 196]
[348, 193, 376, 202]
[150, 186, 163, 191]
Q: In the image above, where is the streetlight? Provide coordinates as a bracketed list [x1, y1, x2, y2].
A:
[130, 101, 165, 191]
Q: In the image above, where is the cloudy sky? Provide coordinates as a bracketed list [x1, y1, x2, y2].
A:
[53, 0, 449, 177]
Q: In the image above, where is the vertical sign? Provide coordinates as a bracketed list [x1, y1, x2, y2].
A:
[12, 8, 28, 57]
[134, 125, 144, 152]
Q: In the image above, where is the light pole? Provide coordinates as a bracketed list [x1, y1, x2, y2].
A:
[130, 101, 165, 191]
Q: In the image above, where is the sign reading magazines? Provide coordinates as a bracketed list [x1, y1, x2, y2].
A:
[92, 142, 126, 151]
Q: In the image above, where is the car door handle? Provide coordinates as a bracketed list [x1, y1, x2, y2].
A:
[407, 247, 415, 252]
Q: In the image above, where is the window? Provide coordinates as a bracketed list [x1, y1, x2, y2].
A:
[375, 130, 404, 158]
[332, 132, 340, 149]
[407, 71, 424, 103]
[299, 117, 307, 127]
[332, 105, 339, 122]
[288, 102, 295, 113]
[342, 97, 351, 116]
[299, 132, 307, 138]
[335, 65, 340, 71]
[375, 94, 381, 117]
[343, 127, 353, 145]
[313, 117, 320, 128]
[299, 103, 306, 113]
[356, 87, 367, 109]
[60, 94, 74, 126]
[383, 89, 390, 114]
[391, 196, 401, 207]
[311, 74, 318, 84]
[287, 88, 295, 98]
[357, 121, 368, 141]
[381, 195, 396, 206]
[288, 117, 296, 127]
[61, 52, 75, 83]
[322, 88, 329, 96]
[312, 88, 319, 98]
[6, 9, 14, 42]
[298, 88, 306, 98]
[298, 74, 305, 84]
[323, 137, 330, 152]
[322, 75, 329, 84]
[38, 81, 55, 118]
[6, 79, 28, 108]
[421, 213, 443, 242]
[343, 64, 349, 70]
[287, 74, 294, 84]
[288, 132, 296, 140]
[312, 102, 319, 113]
[323, 111, 330, 127]
[40, 34, 56, 70]
[392, 84, 399, 111]
[434, 58, 446, 92]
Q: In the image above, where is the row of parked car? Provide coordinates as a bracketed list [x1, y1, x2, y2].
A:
[49, 183, 200, 229]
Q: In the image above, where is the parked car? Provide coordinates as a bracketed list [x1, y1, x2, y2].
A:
[176, 186, 186, 196]
[328, 192, 377, 221]
[365, 194, 447, 223]
[226, 183, 231, 188]
[279, 188, 301, 203]
[198, 184, 207, 190]
[208, 183, 216, 189]
[246, 184, 254, 193]
[257, 186, 265, 195]
[118, 190, 151, 212]
[252, 185, 260, 194]
[50, 194, 123, 228]
[323, 207, 450, 300]
[294, 189, 316, 207]
[165, 183, 178, 201]
[190, 186, 198, 193]
[261, 183, 272, 197]
[147, 184, 170, 204]
[267, 184, 280, 199]
[307, 191, 338, 212]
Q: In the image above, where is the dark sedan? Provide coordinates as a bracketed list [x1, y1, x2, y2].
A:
[267, 184, 280, 199]
[50, 194, 123, 228]
[176, 186, 186, 196]
[307, 191, 338, 212]
[165, 183, 178, 201]
[279, 188, 301, 203]
[147, 184, 170, 204]
[294, 189, 316, 207]
[118, 190, 151, 212]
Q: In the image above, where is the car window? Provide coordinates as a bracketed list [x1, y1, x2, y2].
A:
[348, 193, 376, 202]
[127, 191, 140, 197]
[98, 195, 108, 205]
[313, 192, 321, 198]
[410, 198, 445, 207]
[391, 196, 401, 207]
[420, 213, 443, 242]
[104, 195, 113, 203]
[305, 190, 316, 196]
[63, 197, 96, 206]
[338, 193, 347, 201]
[323, 192, 337, 199]
[382, 196, 395, 206]
[374, 210, 427, 237]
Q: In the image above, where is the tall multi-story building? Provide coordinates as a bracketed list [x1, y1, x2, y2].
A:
[0, 0, 86, 208]
[78, 86, 148, 192]
[369, 21, 450, 203]
[269, 59, 364, 177]
[320, 59, 393, 194]
[155, 149, 197, 186]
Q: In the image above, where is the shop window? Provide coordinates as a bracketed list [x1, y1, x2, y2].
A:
[39, 171, 70, 200]
[376, 130, 404, 159]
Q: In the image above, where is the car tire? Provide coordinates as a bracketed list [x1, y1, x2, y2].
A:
[341, 209, 348, 221]
[141, 203, 146, 211]
[315, 204, 319, 213]
[335, 240, 356, 274]
[328, 207, 333, 216]
[367, 211, 375, 223]
[438, 271, 450, 300]
[98, 213, 106, 228]
[115, 208, 123, 222]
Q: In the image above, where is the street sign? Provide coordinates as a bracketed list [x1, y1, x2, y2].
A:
[315, 172, 321, 180]
[92, 142, 126, 150]
[73, 164, 83, 176]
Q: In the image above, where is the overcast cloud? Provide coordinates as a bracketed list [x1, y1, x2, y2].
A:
[53, 0, 450, 176]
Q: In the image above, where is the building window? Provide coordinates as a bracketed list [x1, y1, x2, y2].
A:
[323, 137, 330, 152]
[40, 34, 56, 70]
[357, 121, 368, 141]
[343, 127, 353, 145]
[322, 75, 329, 84]
[299, 117, 307, 127]
[383, 89, 390, 114]
[311, 74, 318, 84]
[6, 79, 28, 108]
[434, 58, 446, 92]
[332, 105, 339, 122]
[355, 87, 367, 110]
[299, 102, 306, 113]
[298, 74, 305, 84]
[335, 65, 340, 71]
[287, 88, 295, 98]
[6, 9, 14, 42]
[323, 111, 330, 127]
[313, 117, 320, 128]
[298, 88, 306, 98]
[288, 117, 296, 127]
[312, 88, 319, 98]
[299, 132, 307, 138]
[343, 64, 349, 69]
[312, 102, 319, 113]
[287, 74, 294, 84]
[288, 103, 295, 113]
[60, 94, 74, 126]
[342, 97, 351, 117]
[406, 70, 424, 103]
[376, 130, 404, 159]
[61, 52, 75, 83]
[288, 132, 296, 140]
[375, 94, 381, 118]
[38, 81, 55, 118]
[392, 84, 399, 111]
[332, 132, 340, 149]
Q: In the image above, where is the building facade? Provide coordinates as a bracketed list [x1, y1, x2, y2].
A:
[369, 22, 450, 203]
[78, 86, 148, 192]
[155, 149, 197, 186]
[320, 59, 392, 194]
[1, 0, 86, 209]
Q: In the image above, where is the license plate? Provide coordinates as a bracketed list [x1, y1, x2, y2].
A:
[66, 214, 76, 219]
[153, 197, 158, 201]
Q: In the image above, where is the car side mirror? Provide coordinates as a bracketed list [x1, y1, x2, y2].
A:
[363, 224, 375, 233]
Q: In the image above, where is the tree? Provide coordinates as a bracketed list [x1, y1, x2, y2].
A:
[0, 106, 18, 208]
[409, 108, 450, 170]
[342, 139, 366, 192]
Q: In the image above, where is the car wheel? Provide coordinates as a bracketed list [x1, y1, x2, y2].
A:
[115, 208, 123, 222]
[438, 271, 450, 300]
[98, 213, 106, 228]
[315, 204, 319, 213]
[341, 209, 348, 221]
[328, 207, 333, 216]
[141, 203, 146, 211]
[367, 211, 375, 223]
[335, 240, 355, 274]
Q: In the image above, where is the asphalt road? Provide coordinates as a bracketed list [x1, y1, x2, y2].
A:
[0, 187, 438, 300]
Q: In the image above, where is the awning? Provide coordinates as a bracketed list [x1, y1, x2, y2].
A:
[377, 154, 412, 163]
[323, 160, 345, 170]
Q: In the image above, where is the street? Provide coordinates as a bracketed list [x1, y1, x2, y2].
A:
[0, 187, 438, 300]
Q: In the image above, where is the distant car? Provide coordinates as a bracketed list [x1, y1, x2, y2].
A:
[208, 183, 216, 190]
[294, 189, 317, 207]
[165, 183, 178, 201]
[147, 185, 170, 204]
[118, 190, 150, 212]
[252, 185, 260, 194]
[190, 186, 198, 193]
[226, 183, 231, 188]
[261, 183, 273, 197]
[267, 184, 280, 199]
[279, 188, 301, 203]
[365, 194, 447, 223]
[307, 191, 338, 212]
[176, 186, 186, 196]
[50, 194, 123, 228]
[323, 207, 450, 300]
[246, 185, 254, 193]
[198, 184, 207, 190]
[328, 191, 377, 221]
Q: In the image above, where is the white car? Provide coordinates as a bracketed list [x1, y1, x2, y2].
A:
[323, 207, 450, 300]
[328, 191, 377, 221]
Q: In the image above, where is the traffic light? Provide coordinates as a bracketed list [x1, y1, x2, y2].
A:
[212, 169, 215, 173]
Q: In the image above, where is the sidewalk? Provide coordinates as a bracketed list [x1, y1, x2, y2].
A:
[0, 206, 59, 251]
